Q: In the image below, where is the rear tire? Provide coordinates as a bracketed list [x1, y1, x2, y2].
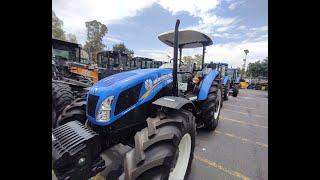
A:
[232, 84, 239, 97]
[56, 98, 87, 127]
[52, 82, 74, 128]
[200, 78, 222, 131]
[223, 82, 230, 100]
[123, 109, 196, 180]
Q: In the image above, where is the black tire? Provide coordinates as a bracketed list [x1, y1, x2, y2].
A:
[123, 109, 196, 180]
[223, 82, 230, 100]
[52, 82, 74, 127]
[200, 78, 222, 131]
[56, 98, 87, 127]
[232, 84, 239, 97]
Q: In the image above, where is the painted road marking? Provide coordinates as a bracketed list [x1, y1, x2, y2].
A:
[215, 130, 268, 148]
[224, 104, 256, 109]
[238, 96, 268, 100]
[195, 155, 250, 180]
[234, 97, 268, 103]
[223, 108, 267, 118]
[220, 116, 268, 129]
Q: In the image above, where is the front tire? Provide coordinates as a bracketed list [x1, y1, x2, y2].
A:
[123, 109, 196, 180]
[200, 78, 222, 131]
[52, 82, 74, 127]
[56, 98, 87, 127]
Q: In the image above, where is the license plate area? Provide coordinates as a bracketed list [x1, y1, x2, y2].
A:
[178, 82, 188, 91]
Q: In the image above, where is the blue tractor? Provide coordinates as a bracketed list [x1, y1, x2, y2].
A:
[52, 20, 223, 180]
[206, 62, 231, 101]
[227, 67, 240, 97]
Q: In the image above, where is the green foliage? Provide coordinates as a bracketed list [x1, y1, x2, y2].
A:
[83, 20, 108, 61]
[182, 56, 193, 64]
[112, 43, 134, 58]
[246, 57, 268, 78]
[52, 11, 66, 40]
[181, 54, 203, 68]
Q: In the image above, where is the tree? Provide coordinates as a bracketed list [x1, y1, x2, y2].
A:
[67, 33, 77, 43]
[246, 57, 268, 78]
[52, 11, 66, 40]
[182, 56, 193, 64]
[193, 54, 203, 68]
[112, 43, 134, 58]
[83, 20, 108, 61]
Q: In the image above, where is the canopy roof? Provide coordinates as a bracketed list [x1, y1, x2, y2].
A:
[158, 30, 213, 48]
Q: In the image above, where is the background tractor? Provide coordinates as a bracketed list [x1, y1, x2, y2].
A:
[206, 62, 231, 101]
[52, 19, 223, 180]
[227, 67, 240, 97]
[52, 39, 95, 127]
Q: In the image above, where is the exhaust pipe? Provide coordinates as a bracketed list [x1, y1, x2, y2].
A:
[172, 19, 180, 96]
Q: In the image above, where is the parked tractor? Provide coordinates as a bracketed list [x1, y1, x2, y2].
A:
[52, 39, 94, 127]
[52, 19, 223, 180]
[227, 68, 240, 97]
[206, 62, 231, 101]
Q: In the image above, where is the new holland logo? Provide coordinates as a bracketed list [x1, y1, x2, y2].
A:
[144, 79, 153, 90]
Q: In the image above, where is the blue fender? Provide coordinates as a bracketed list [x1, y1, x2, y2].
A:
[235, 77, 240, 83]
[223, 76, 230, 85]
[197, 69, 219, 101]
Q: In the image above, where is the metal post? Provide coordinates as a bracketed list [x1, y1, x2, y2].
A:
[202, 45, 206, 70]
[172, 19, 180, 96]
[179, 47, 182, 66]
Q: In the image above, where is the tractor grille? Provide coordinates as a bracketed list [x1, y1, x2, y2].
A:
[115, 83, 142, 115]
[52, 121, 98, 157]
[87, 94, 99, 118]
[52, 121, 105, 180]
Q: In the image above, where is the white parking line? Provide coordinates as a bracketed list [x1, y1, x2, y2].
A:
[223, 108, 267, 118]
[214, 130, 268, 148]
[220, 116, 268, 129]
[224, 104, 256, 110]
[195, 155, 250, 180]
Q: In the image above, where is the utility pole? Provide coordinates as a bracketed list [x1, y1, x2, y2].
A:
[241, 49, 249, 78]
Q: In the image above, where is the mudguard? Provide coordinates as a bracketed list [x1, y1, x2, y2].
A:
[197, 69, 219, 101]
[223, 76, 230, 86]
[152, 96, 193, 109]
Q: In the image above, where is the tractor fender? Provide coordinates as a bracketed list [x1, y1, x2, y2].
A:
[235, 77, 240, 84]
[197, 69, 219, 101]
[223, 76, 230, 85]
[152, 96, 197, 113]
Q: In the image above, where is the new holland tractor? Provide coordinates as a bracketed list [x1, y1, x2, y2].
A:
[206, 62, 231, 101]
[227, 68, 240, 97]
[52, 19, 223, 180]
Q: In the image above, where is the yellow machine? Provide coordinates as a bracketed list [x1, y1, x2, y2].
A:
[239, 79, 249, 89]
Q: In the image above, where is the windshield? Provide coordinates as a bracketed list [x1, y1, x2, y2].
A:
[52, 46, 79, 62]
[142, 60, 152, 69]
[227, 69, 234, 76]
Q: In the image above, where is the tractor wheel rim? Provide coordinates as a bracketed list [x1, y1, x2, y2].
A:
[214, 89, 221, 119]
[169, 133, 192, 180]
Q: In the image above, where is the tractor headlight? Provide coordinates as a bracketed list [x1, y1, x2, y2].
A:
[96, 96, 113, 122]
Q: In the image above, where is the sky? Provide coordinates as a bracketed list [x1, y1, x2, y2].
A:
[53, 0, 268, 68]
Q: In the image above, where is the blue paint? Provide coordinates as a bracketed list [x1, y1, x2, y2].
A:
[197, 69, 220, 100]
[87, 68, 172, 126]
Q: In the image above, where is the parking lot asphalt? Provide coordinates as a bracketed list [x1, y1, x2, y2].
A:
[189, 89, 268, 180]
[53, 89, 268, 180]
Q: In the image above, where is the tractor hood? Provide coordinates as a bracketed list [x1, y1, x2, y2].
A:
[87, 68, 173, 126]
[92, 68, 170, 88]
